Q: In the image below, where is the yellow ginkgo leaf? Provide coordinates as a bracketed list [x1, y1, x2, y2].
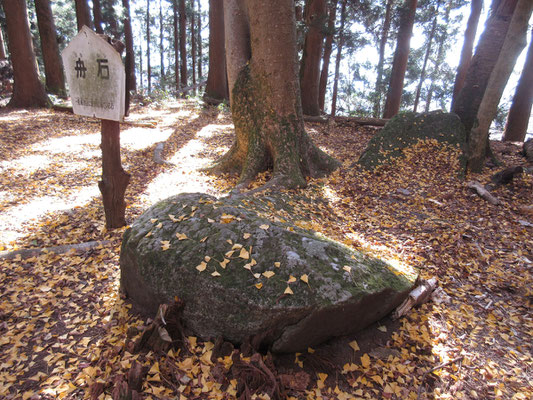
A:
[253, 273, 261, 279]
[156, 222, 163, 229]
[200, 236, 208, 242]
[255, 283, 263, 290]
[259, 224, 269, 230]
[284, 286, 294, 295]
[150, 218, 158, 223]
[300, 274, 309, 284]
[208, 218, 215, 223]
[196, 262, 207, 272]
[274, 262, 281, 268]
[145, 231, 153, 238]
[243, 263, 253, 271]
[349, 340, 360, 352]
[219, 258, 230, 269]
[225, 250, 235, 258]
[243, 233, 251, 239]
[204, 256, 211, 262]
[211, 271, 221, 277]
[343, 265, 352, 272]
[176, 233, 188, 240]
[161, 241, 170, 251]
[287, 275, 297, 283]
[148, 362, 160, 375]
[262, 271, 275, 278]
[377, 325, 387, 332]
[239, 247, 250, 259]
[360, 353, 370, 368]
[168, 214, 178, 222]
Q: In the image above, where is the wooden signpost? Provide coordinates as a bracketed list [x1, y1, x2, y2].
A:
[62, 26, 130, 229]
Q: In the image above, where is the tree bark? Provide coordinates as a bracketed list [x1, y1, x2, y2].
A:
[452, 0, 519, 135]
[502, 28, 533, 142]
[300, 0, 327, 116]
[216, 0, 339, 190]
[372, 0, 394, 118]
[102, 0, 120, 39]
[122, 0, 136, 115]
[34, 0, 66, 96]
[383, 0, 418, 119]
[413, 0, 440, 112]
[160, 0, 165, 86]
[74, 0, 94, 31]
[197, 0, 203, 80]
[191, 3, 197, 91]
[173, 0, 180, 91]
[451, 0, 482, 106]
[4, 0, 49, 108]
[93, 0, 104, 33]
[331, 0, 347, 117]
[318, 0, 337, 112]
[146, 0, 151, 93]
[467, 0, 532, 172]
[179, 0, 187, 89]
[0, 28, 7, 60]
[98, 120, 131, 229]
[204, 0, 228, 103]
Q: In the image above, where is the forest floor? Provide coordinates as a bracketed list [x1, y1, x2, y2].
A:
[0, 99, 531, 400]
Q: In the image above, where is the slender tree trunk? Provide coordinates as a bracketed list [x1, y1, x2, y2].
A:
[34, 0, 66, 96]
[372, 0, 394, 118]
[179, 0, 187, 89]
[139, 40, 144, 92]
[93, 0, 104, 33]
[300, 0, 327, 116]
[103, 0, 120, 39]
[216, 0, 338, 190]
[0, 29, 6, 60]
[318, 0, 337, 112]
[502, 28, 533, 142]
[197, 0, 203, 80]
[451, 0, 482, 106]
[383, 0, 418, 119]
[413, 0, 440, 112]
[74, 0, 94, 31]
[331, 0, 347, 117]
[160, 0, 165, 87]
[452, 0, 519, 135]
[468, 0, 532, 171]
[192, 3, 197, 92]
[146, 0, 151, 93]
[4, 0, 49, 108]
[122, 0, 136, 115]
[173, 0, 180, 91]
[204, 0, 228, 103]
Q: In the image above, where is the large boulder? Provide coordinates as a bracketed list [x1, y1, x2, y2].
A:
[358, 110, 467, 170]
[120, 193, 417, 353]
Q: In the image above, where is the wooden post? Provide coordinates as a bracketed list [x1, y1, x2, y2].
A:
[98, 119, 130, 228]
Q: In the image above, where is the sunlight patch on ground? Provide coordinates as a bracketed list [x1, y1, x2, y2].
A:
[0, 154, 52, 175]
[0, 185, 100, 245]
[35, 132, 101, 155]
[120, 127, 173, 151]
[197, 124, 233, 138]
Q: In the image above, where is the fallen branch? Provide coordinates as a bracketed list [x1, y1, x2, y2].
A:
[393, 277, 438, 319]
[416, 356, 464, 400]
[0, 240, 111, 260]
[467, 181, 501, 205]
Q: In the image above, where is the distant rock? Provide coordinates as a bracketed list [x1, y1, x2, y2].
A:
[358, 111, 467, 171]
[120, 193, 416, 353]
[523, 138, 533, 162]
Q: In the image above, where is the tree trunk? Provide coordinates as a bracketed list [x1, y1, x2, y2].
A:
[413, 0, 440, 112]
[318, 0, 337, 112]
[93, 0, 104, 33]
[216, 0, 339, 190]
[4, 0, 49, 108]
[502, 28, 533, 142]
[179, 0, 187, 89]
[0, 28, 6, 60]
[331, 0, 347, 117]
[300, 0, 327, 116]
[467, 0, 532, 172]
[122, 0, 136, 115]
[204, 0, 228, 103]
[160, 0, 165, 86]
[146, 0, 151, 93]
[372, 0, 394, 118]
[452, 0, 519, 135]
[102, 0, 120, 39]
[197, 0, 203, 80]
[191, 3, 197, 92]
[172, 0, 179, 91]
[34, 0, 66, 96]
[74, 0, 94, 31]
[451, 0, 482, 106]
[383, 0, 418, 119]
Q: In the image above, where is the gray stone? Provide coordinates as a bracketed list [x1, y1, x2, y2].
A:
[120, 193, 417, 353]
[358, 110, 467, 171]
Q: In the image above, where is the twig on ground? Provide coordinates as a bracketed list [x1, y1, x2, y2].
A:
[416, 356, 464, 400]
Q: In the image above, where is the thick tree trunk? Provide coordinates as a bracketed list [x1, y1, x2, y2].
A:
[146, 0, 151, 93]
[318, 0, 337, 112]
[413, 0, 440, 112]
[4, 0, 49, 108]
[502, 28, 533, 142]
[0, 29, 6, 60]
[74, 0, 94, 31]
[452, 0, 519, 135]
[34, 0, 66, 96]
[331, 0, 347, 117]
[467, 0, 532, 172]
[173, 0, 180, 91]
[451, 0, 482, 106]
[93, 0, 104, 33]
[372, 0, 394, 118]
[383, 0, 418, 119]
[179, 0, 187, 89]
[204, 0, 228, 104]
[300, 0, 327, 116]
[216, 0, 339, 190]
[197, 0, 203, 80]
[122, 0, 136, 115]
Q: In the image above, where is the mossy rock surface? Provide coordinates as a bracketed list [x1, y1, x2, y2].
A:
[120, 193, 416, 352]
[358, 111, 467, 170]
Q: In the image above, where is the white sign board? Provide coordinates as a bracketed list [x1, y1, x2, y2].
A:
[62, 26, 125, 122]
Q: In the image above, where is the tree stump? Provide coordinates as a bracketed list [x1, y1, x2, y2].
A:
[98, 119, 130, 229]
